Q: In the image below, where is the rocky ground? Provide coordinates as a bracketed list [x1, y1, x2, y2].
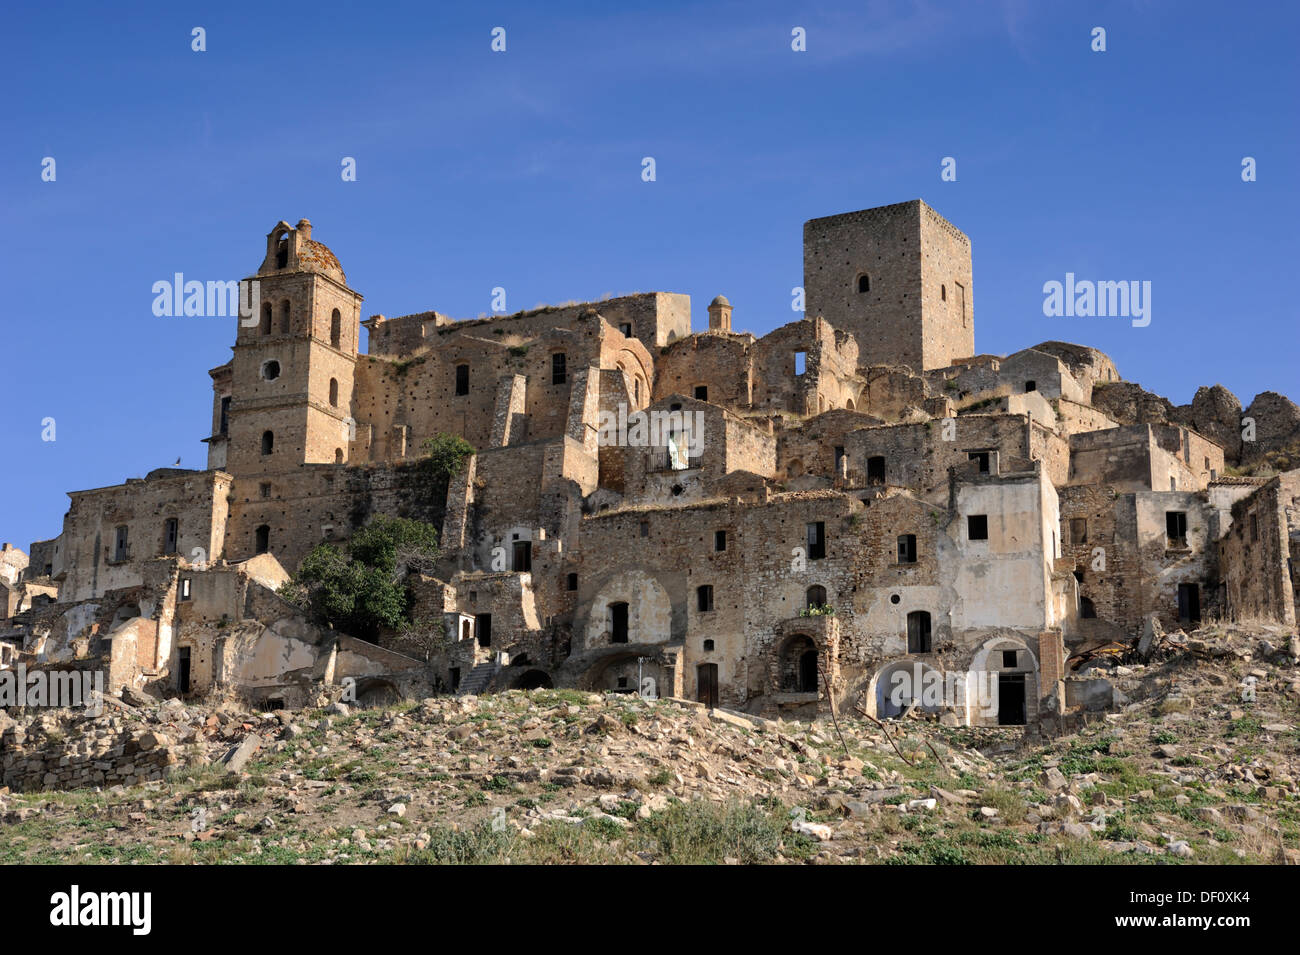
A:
[1, 623, 1297, 865]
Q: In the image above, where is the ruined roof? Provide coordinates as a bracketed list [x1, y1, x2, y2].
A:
[297, 238, 346, 284]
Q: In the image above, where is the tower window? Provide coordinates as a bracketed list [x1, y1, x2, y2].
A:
[260, 302, 272, 336]
[275, 239, 288, 269]
[857, 274, 870, 294]
[330, 308, 341, 348]
[261, 430, 274, 455]
[696, 585, 714, 612]
[794, 351, 806, 376]
[806, 522, 826, 560]
[455, 364, 469, 396]
[279, 300, 291, 334]
[329, 378, 339, 406]
[255, 525, 270, 554]
[219, 396, 230, 435]
[552, 352, 567, 385]
[163, 518, 179, 555]
[940, 284, 947, 301]
[261, 360, 280, 381]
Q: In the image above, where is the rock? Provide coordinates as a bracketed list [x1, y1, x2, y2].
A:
[906, 798, 938, 812]
[791, 819, 833, 841]
[978, 806, 1000, 820]
[387, 803, 406, 817]
[1156, 743, 1179, 759]
[1061, 822, 1092, 840]
[1042, 767, 1068, 791]
[222, 734, 263, 774]
[328, 702, 350, 717]
[1166, 840, 1194, 858]
[448, 724, 474, 740]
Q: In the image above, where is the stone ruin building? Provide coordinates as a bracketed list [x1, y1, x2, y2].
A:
[3, 200, 1297, 728]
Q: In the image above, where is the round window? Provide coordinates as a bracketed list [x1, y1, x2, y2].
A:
[262, 360, 281, 381]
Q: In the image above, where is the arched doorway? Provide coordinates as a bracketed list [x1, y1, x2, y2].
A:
[780, 634, 819, 693]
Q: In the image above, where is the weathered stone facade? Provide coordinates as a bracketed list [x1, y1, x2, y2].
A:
[5, 201, 1295, 733]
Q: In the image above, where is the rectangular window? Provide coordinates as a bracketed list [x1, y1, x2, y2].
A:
[219, 396, 231, 435]
[794, 351, 807, 376]
[967, 515, 988, 541]
[552, 352, 567, 385]
[618, 322, 632, 337]
[1249, 512, 1258, 542]
[697, 585, 714, 612]
[806, 522, 826, 560]
[834, 446, 846, 472]
[113, 525, 129, 562]
[968, 451, 990, 473]
[566, 572, 578, 591]
[163, 518, 179, 555]
[694, 385, 708, 401]
[610, 602, 629, 643]
[897, 534, 917, 563]
[1002, 649, 1017, 668]
[639, 521, 649, 538]
[455, 364, 469, 396]
[867, 456, 886, 485]
[1165, 511, 1187, 544]
[1070, 517, 1087, 544]
[714, 530, 727, 552]
[180, 578, 192, 601]
[259, 482, 271, 499]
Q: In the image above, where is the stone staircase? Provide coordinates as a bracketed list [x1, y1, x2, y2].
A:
[457, 661, 499, 696]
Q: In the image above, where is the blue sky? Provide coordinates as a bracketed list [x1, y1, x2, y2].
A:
[1, 0, 1296, 553]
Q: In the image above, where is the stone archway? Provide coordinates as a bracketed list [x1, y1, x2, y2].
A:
[868, 661, 946, 719]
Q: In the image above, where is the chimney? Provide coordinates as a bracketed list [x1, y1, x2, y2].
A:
[296, 218, 312, 241]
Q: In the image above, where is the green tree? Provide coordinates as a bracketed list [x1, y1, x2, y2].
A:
[279, 515, 440, 642]
[422, 433, 475, 482]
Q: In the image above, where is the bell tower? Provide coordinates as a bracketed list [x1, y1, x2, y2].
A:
[223, 219, 364, 478]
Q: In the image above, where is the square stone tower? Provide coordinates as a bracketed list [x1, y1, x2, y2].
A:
[803, 199, 973, 371]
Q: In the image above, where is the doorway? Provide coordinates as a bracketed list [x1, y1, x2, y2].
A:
[696, 663, 718, 709]
[177, 646, 192, 695]
[997, 673, 1025, 725]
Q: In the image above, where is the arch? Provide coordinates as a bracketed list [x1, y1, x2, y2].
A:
[514, 669, 553, 690]
[586, 570, 673, 649]
[259, 302, 273, 336]
[329, 377, 339, 406]
[805, 585, 827, 609]
[278, 300, 291, 334]
[261, 430, 274, 455]
[355, 679, 401, 708]
[1080, 596, 1096, 619]
[856, 273, 870, 294]
[786, 458, 804, 478]
[330, 308, 342, 348]
[779, 634, 819, 693]
[968, 636, 1040, 727]
[334, 448, 344, 464]
[845, 398, 855, 411]
[870, 661, 945, 719]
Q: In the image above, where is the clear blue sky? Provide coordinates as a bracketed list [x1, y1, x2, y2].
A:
[2, 0, 1296, 553]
